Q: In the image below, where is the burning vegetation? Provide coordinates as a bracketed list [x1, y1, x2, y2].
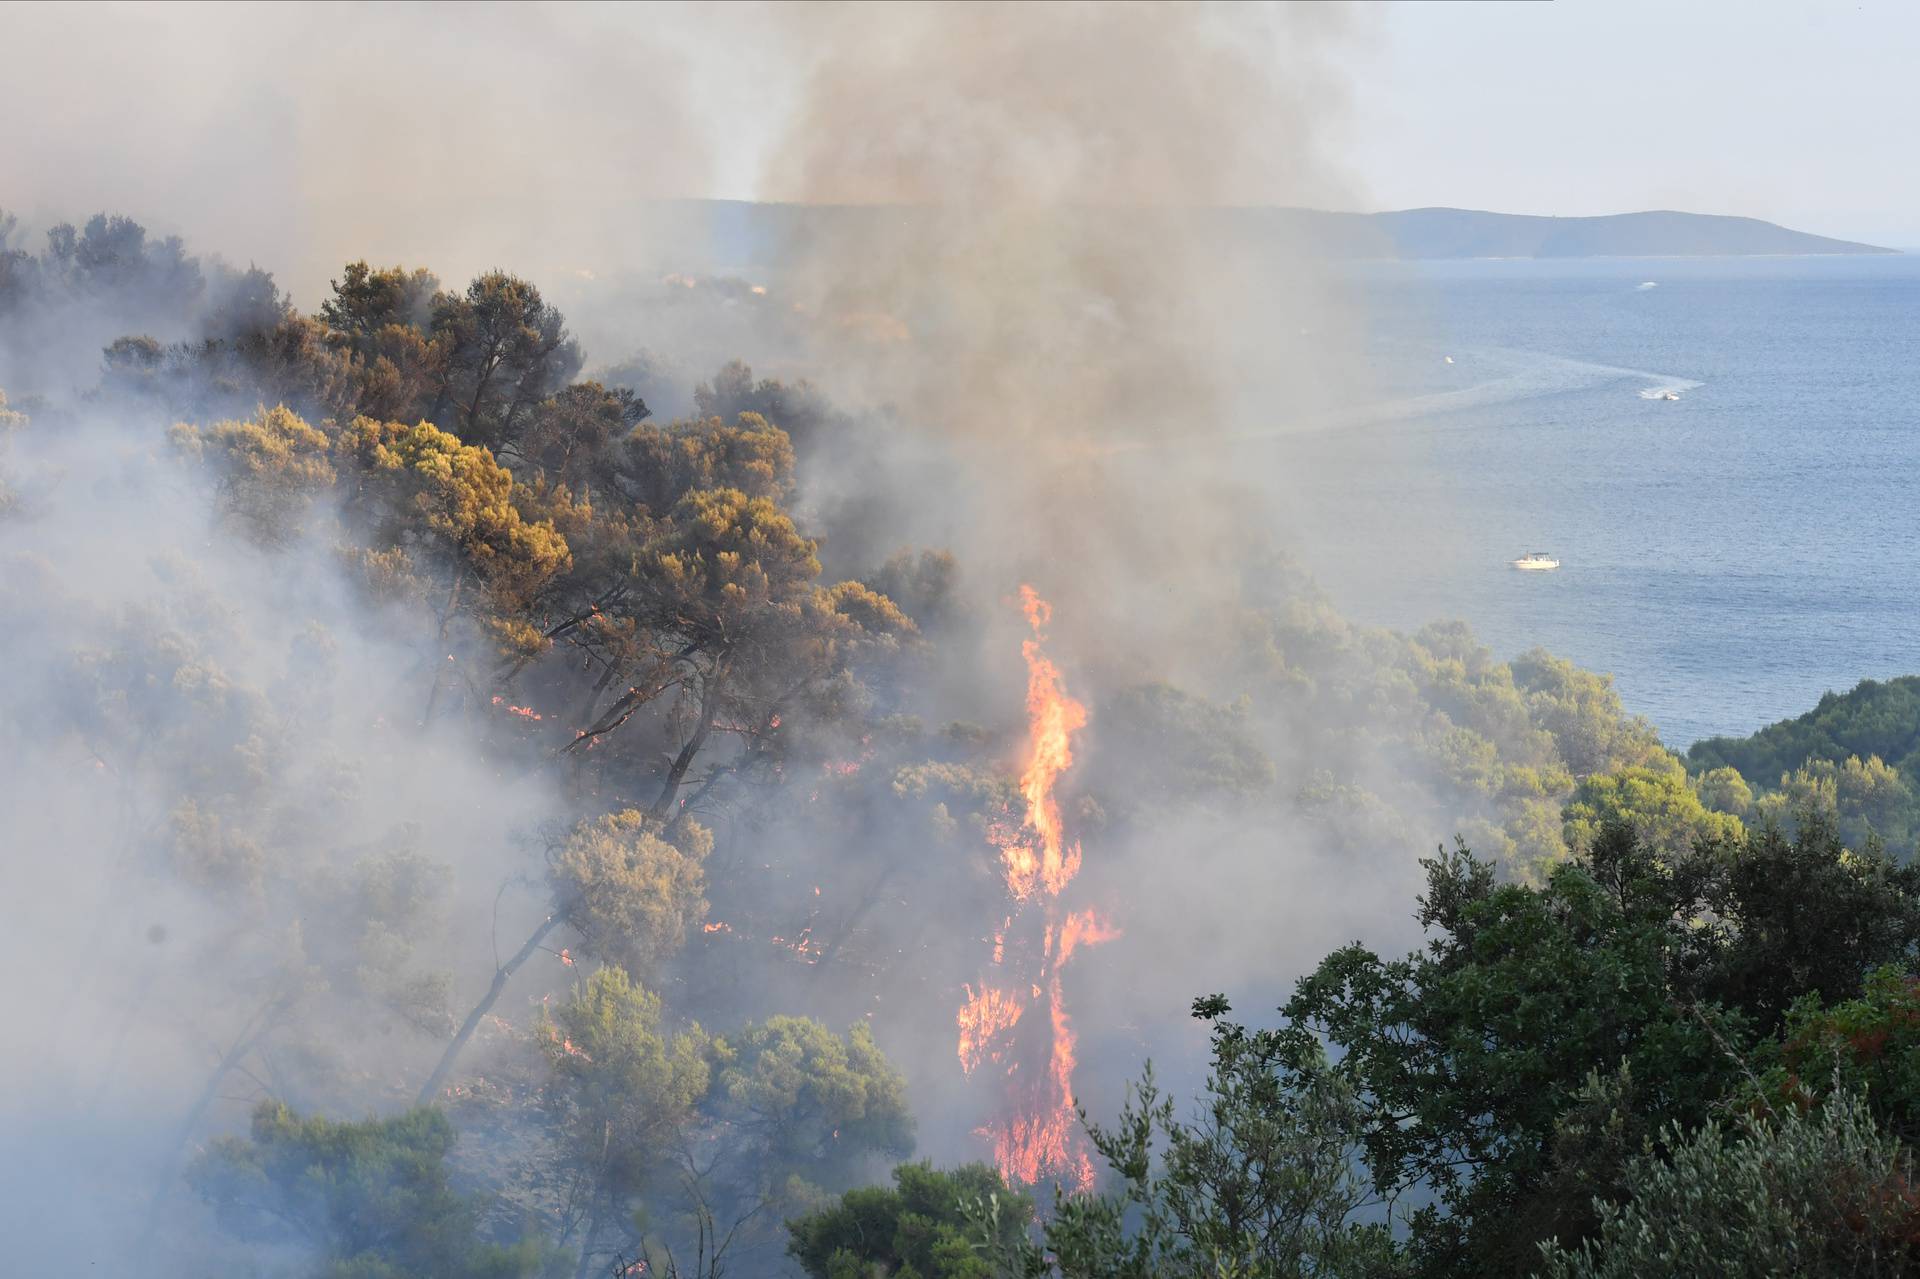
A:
[959, 585, 1115, 1189]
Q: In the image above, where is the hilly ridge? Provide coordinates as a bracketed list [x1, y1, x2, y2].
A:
[688, 201, 1894, 265]
[1349, 206, 1894, 259]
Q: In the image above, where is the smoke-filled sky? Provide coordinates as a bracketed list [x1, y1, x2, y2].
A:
[5, 0, 1908, 312]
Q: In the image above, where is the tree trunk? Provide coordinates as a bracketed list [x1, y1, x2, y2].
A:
[421, 562, 467, 728]
[417, 910, 561, 1106]
[573, 660, 622, 732]
[142, 993, 287, 1244]
[465, 347, 502, 441]
[572, 1201, 607, 1279]
[650, 659, 728, 822]
[664, 761, 735, 845]
[808, 864, 897, 980]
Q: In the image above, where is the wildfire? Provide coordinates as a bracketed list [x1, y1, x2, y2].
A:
[700, 918, 822, 963]
[823, 734, 876, 779]
[956, 984, 1025, 1075]
[489, 695, 544, 720]
[545, 1024, 593, 1062]
[769, 925, 822, 961]
[959, 586, 1116, 1190]
[1056, 909, 1119, 967]
[1013, 579, 1090, 891]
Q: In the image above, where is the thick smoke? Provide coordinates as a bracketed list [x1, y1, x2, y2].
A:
[0, 2, 735, 302]
[735, 0, 1415, 1131]
[0, 420, 570, 1270]
[740, 6, 1389, 736]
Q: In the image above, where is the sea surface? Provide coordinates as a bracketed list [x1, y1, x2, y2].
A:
[1264, 254, 1920, 750]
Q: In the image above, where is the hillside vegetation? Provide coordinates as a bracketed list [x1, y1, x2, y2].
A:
[1689, 677, 1920, 854]
[9, 207, 1920, 1277]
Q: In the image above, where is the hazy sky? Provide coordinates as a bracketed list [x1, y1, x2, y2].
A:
[1343, 0, 1920, 245]
[2, 0, 1914, 293]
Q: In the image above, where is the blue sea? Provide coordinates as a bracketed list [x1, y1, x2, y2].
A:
[1265, 254, 1920, 750]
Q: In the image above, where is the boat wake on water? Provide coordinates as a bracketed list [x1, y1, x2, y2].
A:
[1222, 346, 1707, 442]
[1096, 346, 1707, 456]
[1639, 383, 1691, 400]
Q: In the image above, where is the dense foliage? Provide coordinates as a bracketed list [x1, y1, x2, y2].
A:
[1690, 676, 1920, 855]
[799, 818, 1920, 1277]
[189, 1103, 551, 1278]
[1280, 817, 1920, 1275]
[786, 1162, 1038, 1279]
[1535, 1089, 1920, 1277]
[1691, 676, 1920, 786]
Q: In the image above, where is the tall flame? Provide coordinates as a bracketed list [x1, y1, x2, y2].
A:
[958, 586, 1115, 1189]
[1012, 586, 1088, 899]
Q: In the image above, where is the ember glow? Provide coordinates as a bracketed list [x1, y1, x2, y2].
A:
[958, 586, 1115, 1189]
[823, 734, 875, 779]
[546, 1024, 592, 1062]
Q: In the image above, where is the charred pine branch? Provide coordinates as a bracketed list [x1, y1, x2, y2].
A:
[558, 642, 702, 756]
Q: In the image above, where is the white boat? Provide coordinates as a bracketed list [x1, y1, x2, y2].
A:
[1512, 552, 1560, 571]
[1660, 389, 1681, 401]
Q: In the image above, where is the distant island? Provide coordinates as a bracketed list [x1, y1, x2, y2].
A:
[686, 201, 1895, 266]
[1286, 206, 1897, 259]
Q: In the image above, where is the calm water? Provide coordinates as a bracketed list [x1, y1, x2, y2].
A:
[1267, 254, 1920, 750]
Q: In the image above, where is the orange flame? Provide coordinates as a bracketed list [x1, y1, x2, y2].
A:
[545, 1023, 593, 1062]
[961, 587, 1117, 1190]
[1017, 586, 1086, 899]
[992, 587, 1088, 901]
[769, 925, 819, 960]
[1057, 909, 1119, 968]
[823, 733, 876, 779]
[956, 984, 1025, 1075]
